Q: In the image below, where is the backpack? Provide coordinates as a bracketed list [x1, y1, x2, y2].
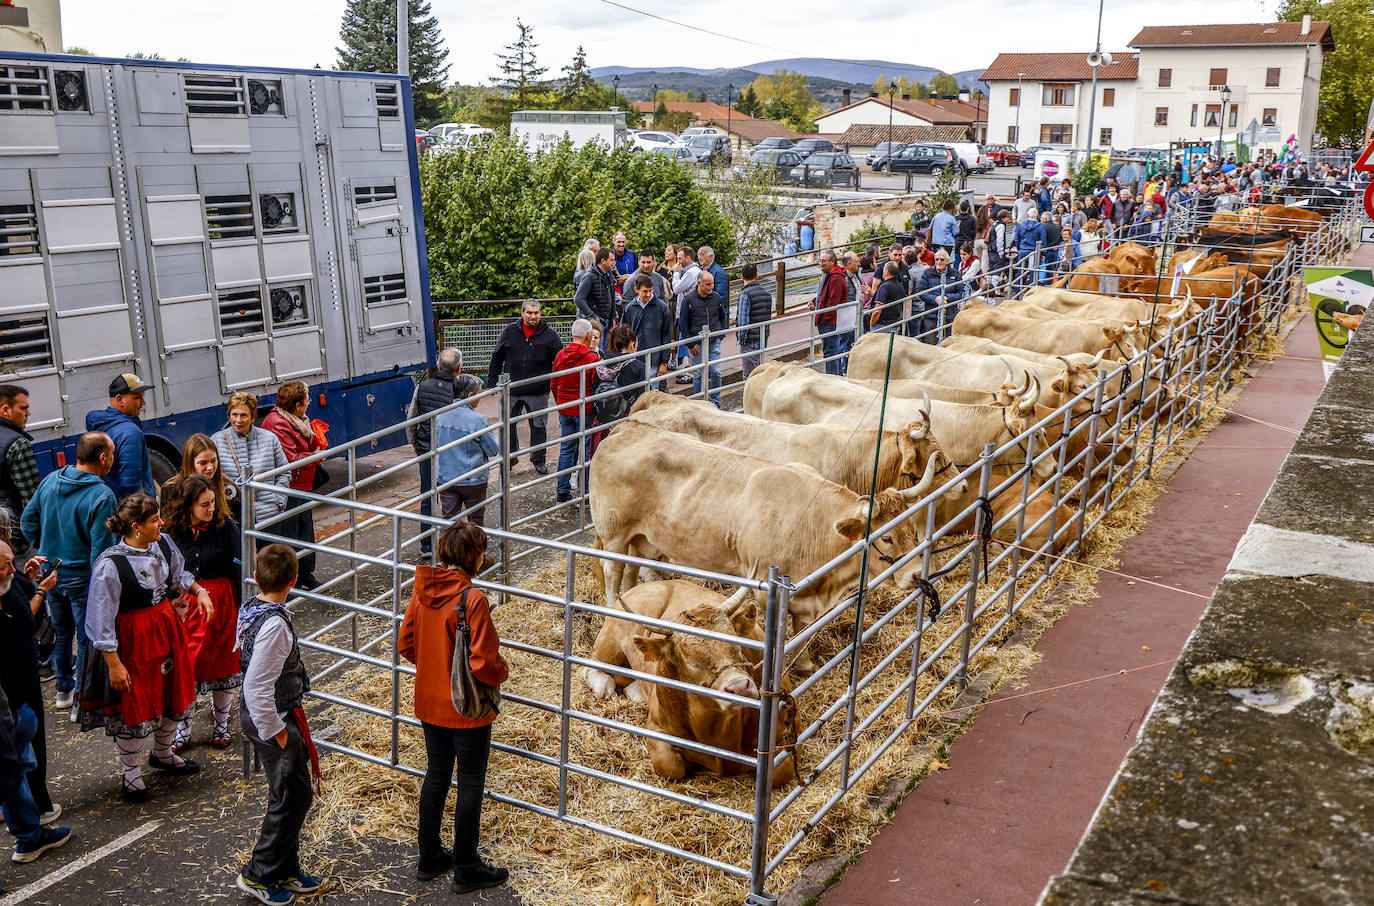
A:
[593, 375, 628, 424]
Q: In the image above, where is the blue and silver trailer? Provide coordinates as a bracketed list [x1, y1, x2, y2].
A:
[0, 51, 434, 480]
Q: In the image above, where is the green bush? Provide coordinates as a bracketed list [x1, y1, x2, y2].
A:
[420, 136, 735, 311]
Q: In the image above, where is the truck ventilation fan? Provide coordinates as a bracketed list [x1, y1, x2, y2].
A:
[259, 193, 297, 232]
[54, 70, 89, 112]
[247, 79, 283, 115]
[270, 286, 307, 326]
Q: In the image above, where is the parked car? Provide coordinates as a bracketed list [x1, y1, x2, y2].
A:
[887, 143, 957, 175]
[415, 130, 438, 153]
[753, 136, 796, 151]
[791, 138, 836, 160]
[429, 122, 486, 143]
[630, 130, 682, 153]
[985, 143, 1023, 167]
[789, 151, 859, 187]
[649, 145, 695, 163]
[736, 148, 804, 183]
[685, 133, 732, 166]
[933, 142, 990, 174]
[866, 142, 908, 170]
[432, 129, 495, 155]
[681, 126, 722, 138]
[1021, 145, 1052, 169]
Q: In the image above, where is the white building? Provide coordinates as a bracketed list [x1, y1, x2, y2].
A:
[1128, 19, 1332, 154]
[815, 95, 981, 141]
[980, 52, 1139, 151]
[0, 0, 61, 53]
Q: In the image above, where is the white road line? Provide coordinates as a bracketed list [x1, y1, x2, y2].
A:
[3, 819, 165, 905]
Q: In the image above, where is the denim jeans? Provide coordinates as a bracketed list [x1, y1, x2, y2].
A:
[833, 328, 855, 375]
[557, 413, 591, 498]
[818, 322, 843, 375]
[418, 456, 434, 554]
[418, 722, 492, 870]
[1, 704, 42, 845]
[692, 337, 723, 406]
[47, 577, 89, 695]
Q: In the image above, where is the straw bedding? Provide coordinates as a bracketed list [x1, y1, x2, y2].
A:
[291, 319, 1289, 905]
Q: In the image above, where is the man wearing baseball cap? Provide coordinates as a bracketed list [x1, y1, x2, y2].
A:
[84, 373, 156, 501]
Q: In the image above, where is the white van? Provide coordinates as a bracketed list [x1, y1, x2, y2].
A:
[934, 142, 991, 174]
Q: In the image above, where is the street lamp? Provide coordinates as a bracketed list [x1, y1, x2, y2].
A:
[887, 81, 896, 170]
[1015, 72, 1025, 147]
[650, 82, 657, 128]
[1084, 0, 1105, 160]
[978, 79, 987, 144]
[727, 82, 734, 159]
[611, 74, 620, 110]
[1218, 84, 1231, 158]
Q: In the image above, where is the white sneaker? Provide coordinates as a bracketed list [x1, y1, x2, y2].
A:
[54, 691, 73, 710]
[69, 704, 79, 723]
[39, 804, 61, 826]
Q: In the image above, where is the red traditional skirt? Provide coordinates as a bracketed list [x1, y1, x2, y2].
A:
[79, 599, 196, 737]
[178, 576, 242, 687]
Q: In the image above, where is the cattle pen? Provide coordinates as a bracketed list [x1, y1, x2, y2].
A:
[238, 200, 1363, 905]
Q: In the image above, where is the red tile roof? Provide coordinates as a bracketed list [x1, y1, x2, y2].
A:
[633, 101, 738, 120]
[1128, 22, 1333, 51]
[694, 116, 800, 142]
[981, 52, 1139, 82]
[818, 95, 982, 126]
[837, 124, 974, 146]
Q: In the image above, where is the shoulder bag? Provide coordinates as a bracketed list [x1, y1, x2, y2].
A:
[449, 587, 501, 721]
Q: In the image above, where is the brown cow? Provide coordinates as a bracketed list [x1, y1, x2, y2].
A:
[948, 477, 1078, 554]
[1057, 257, 1127, 293]
[1106, 241, 1156, 275]
[583, 581, 798, 785]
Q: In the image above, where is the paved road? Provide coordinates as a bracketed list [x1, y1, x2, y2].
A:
[855, 167, 1032, 198]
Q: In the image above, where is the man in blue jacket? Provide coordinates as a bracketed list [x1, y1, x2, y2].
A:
[912, 251, 965, 343]
[929, 200, 959, 259]
[84, 374, 155, 501]
[1014, 211, 1047, 292]
[20, 432, 117, 711]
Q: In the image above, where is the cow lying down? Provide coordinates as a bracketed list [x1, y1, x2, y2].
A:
[583, 580, 797, 785]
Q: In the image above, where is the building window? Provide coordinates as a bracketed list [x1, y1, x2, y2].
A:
[1102, 88, 1115, 107]
[1209, 68, 1227, 88]
[1204, 104, 1220, 128]
[1007, 125, 1018, 143]
[1009, 87, 1019, 107]
[1040, 123, 1073, 144]
[1042, 83, 1075, 106]
[1266, 67, 1280, 87]
[1228, 104, 1238, 128]
[1262, 108, 1277, 127]
[1158, 68, 1172, 88]
[1190, 104, 1198, 127]
[1154, 107, 1168, 126]
[1099, 127, 1112, 147]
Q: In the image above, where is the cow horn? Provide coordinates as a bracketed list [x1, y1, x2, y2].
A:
[1016, 369, 1032, 397]
[1055, 354, 1074, 372]
[1089, 349, 1107, 368]
[900, 453, 942, 501]
[1002, 361, 1016, 388]
[921, 390, 932, 419]
[1016, 375, 1041, 412]
[908, 414, 929, 441]
[721, 586, 752, 614]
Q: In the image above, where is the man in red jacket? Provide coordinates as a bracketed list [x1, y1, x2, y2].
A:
[811, 250, 849, 376]
[550, 319, 600, 503]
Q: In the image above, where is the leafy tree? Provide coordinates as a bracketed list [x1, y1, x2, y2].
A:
[559, 46, 597, 106]
[747, 69, 821, 132]
[870, 75, 926, 100]
[487, 19, 551, 120]
[710, 161, 791, 259]
[336, 0, 452, 122]
[929, 72, 961, 98]
[653, 100, 693, 134]
[126, 52, 166, 60]
[1278, 0, 1374, 146]
[420, 136, 736, 306]
[656, 88, 695, 102]
[1069, 155, 1107, 197]
[734, 84, 763, 118]
[63, 47, 94, 55]
[923, 166, 962, 214]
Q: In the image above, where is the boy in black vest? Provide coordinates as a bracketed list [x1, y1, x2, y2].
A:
[235, 544, 328, 905]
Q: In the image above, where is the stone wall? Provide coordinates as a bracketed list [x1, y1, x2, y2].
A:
[812, 195, 920, 248]
[1038, 317, 1374, 906]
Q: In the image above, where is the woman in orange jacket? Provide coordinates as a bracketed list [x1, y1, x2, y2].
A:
[398, 521, 510, 895]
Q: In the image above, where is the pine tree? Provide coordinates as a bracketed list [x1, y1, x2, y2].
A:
[336, 0, 452, 123]
[490, 19, 549, 116]
[559, 46, 596, 106]
[734, 85, 763, 118]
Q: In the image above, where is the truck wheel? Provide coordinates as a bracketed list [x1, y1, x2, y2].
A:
[149, 449, 176, 492]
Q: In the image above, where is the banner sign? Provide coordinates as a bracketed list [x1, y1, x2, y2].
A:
[1305, 267, 1372, 380]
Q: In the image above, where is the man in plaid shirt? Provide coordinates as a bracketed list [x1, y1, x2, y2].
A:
[0, 386, 38, 559]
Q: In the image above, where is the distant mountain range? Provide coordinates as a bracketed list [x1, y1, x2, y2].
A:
[592, 58, 986, 108]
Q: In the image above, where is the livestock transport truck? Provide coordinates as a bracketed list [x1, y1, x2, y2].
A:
[0, 51, 434, 481]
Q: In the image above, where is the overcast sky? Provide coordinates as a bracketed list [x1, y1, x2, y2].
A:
[63, 0, 1279, 85]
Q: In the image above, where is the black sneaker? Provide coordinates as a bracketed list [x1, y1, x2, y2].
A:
[416, 850, 454, 882]
[556, 492, 572, 504]
[451, 861, 508, 894]
[533, 462, 549, 475]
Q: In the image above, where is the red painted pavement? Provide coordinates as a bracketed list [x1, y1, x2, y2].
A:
[821, 315, 1329, 906]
